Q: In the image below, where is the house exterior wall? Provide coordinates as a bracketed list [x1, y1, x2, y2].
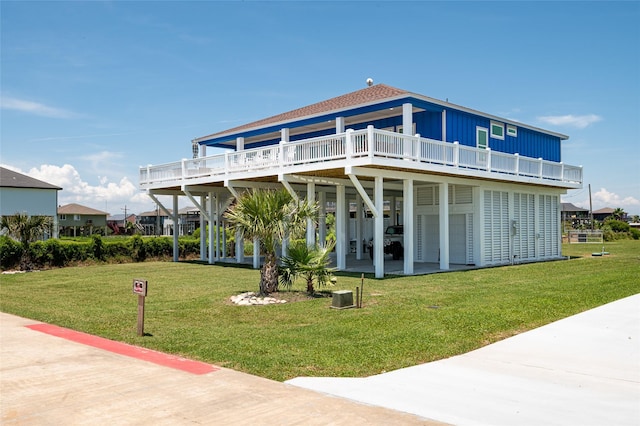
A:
[444, 108, 561, 162]
[58, 214, 107, 228]
[0, 187, 58, 217]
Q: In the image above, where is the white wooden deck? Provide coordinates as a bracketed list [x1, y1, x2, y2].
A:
[139, 127, 582, 190]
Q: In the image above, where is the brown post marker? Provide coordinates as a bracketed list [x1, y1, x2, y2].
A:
[360, 273, 365, 308]
[137, 295, 145, 336]
[133, 279, 148, 337]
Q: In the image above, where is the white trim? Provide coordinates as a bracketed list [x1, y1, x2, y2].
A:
[490, 121, 505, 140]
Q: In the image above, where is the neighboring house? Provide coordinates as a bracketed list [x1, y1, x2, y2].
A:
[160, 207, 201, 236]
[138, 208, 171, 236]
[561, 202, 590, 229]
[107, 213, 138, 235]
[139, 83, 583, 276]
[0, 167, 61, 238]
[58, 203, 109, 237]
[592, 207, 616, 222]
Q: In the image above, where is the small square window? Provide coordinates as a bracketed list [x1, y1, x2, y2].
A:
[74, 215, 81, 221]
[507, 125, 517, 137]
[60, 214, 67, 220]
[490, 121, 504, 140]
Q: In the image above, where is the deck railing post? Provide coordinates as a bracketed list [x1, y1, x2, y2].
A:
[367, 125, 375, 159]
[279, 141, 286, 169]
[538, 158, 543, 179]
[560, 162, 564, 182]
[411, 134, 420, 160]
[181, 158, 187, 181]
[453, 141, 459, 167]
[345, 129, 353, 159]
[514, 153, 520, 176]
[486, 148, 492, 171]
[224, 151, 229, 176]
[147, 164, 151, 184]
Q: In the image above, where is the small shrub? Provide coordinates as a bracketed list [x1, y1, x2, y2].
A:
[130, 235, 146, 262]
[90, 234, 105, 261]
[0, 236, 22, 270]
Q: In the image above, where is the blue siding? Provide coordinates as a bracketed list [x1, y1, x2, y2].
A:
[444, 109, 561, 162]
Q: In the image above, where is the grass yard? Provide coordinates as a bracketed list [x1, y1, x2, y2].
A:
[1, 240, 639, 382]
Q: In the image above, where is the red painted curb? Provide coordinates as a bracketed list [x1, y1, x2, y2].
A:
[26, 323, 219, 375]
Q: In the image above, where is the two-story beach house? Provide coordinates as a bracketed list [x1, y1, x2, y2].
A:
[139, 83, 582, 277]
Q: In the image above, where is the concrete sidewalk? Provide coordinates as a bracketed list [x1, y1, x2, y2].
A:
[288, 294, 640, 426]
[0, 313, 440, 425]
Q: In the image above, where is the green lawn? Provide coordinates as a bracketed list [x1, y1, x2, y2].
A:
[1, 241, 639, 381]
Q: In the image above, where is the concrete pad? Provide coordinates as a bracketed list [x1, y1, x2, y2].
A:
[288, 294, 640, 426]
[0, 313, 443, 425]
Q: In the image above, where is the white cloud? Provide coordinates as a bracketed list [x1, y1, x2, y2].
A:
[3, 164, 151, 215]
[0, 95, 79, 119]
[537, 114, 602, 129]
[563, 187, 640, 215]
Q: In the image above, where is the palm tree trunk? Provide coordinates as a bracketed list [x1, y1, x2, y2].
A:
[261, 252, 279, 294]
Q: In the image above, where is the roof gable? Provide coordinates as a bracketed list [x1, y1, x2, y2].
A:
[196, 84, 410, 142]
[0, 167, 62, 190]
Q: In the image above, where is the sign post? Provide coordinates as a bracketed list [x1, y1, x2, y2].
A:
[132, 279, 148, 337]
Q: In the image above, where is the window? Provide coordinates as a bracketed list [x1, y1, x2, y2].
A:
[74, 215, 81, 221]
[490, 121, 505, 140]
[476, 126, 488, 166]
[60, 214, 67, 220]
[476, 127, 488, 149]
[507, 124, 517, 137]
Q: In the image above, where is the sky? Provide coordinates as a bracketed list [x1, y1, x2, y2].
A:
[1, 1, 639, 217]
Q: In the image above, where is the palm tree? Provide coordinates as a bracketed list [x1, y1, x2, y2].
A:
[611, 208, 626, 221]
[225, 188, 317, 295]
[0, 212, 52, 270]
[279, 241, 335, 294]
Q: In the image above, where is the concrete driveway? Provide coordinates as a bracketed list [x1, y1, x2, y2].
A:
[287, 294, 640, 426]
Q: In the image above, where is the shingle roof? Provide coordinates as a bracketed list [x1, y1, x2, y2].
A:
[561, 202, 589, 212]
[0, 167, 62, 190]
[58, 203, 109, 216]
[197, 84, 410, 141]
[593, 207, 615, 214]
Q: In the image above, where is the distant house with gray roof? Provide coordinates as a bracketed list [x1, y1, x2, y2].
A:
[58, 203, 109, 237]
[0, 167, 61, 238]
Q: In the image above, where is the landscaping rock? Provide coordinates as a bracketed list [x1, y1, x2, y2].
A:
[230, 292, 286, 306]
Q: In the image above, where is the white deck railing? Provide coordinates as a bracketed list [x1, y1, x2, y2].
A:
[140, 126, 582, 187]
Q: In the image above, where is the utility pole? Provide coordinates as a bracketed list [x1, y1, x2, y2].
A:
[588, 184, 593, 231]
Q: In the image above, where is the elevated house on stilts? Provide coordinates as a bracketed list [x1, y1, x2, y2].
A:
[139, 83, 582, 277]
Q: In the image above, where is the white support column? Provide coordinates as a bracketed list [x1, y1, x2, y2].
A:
[215, 197, 221, 261]
[172, 195, 179, 262]
[208, 193, 215, 264]
[306, 182, 316, 247]
[236, 229, 244, 263]
[222, 221, 227, 260]
[336, 117, 345, 133]
[439, 183, 450, 270]
[442, 109, 447, 142]
[281, 128, 290, 143]
[356, 194, 363, 260]
[236, 137, 244, 151]
[403, 178, 414, 275]
[200, 195, 206, 261]
[402, 103, 413, 134]
[374, 176, 384, 278]
[318, 191, 327, 246]
[336, 185, 346, 270]
[253, 237, 260, 269]
[345, 196, 350, 257]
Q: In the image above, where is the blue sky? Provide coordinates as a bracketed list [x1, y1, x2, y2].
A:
[1, 1, 639, 216]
